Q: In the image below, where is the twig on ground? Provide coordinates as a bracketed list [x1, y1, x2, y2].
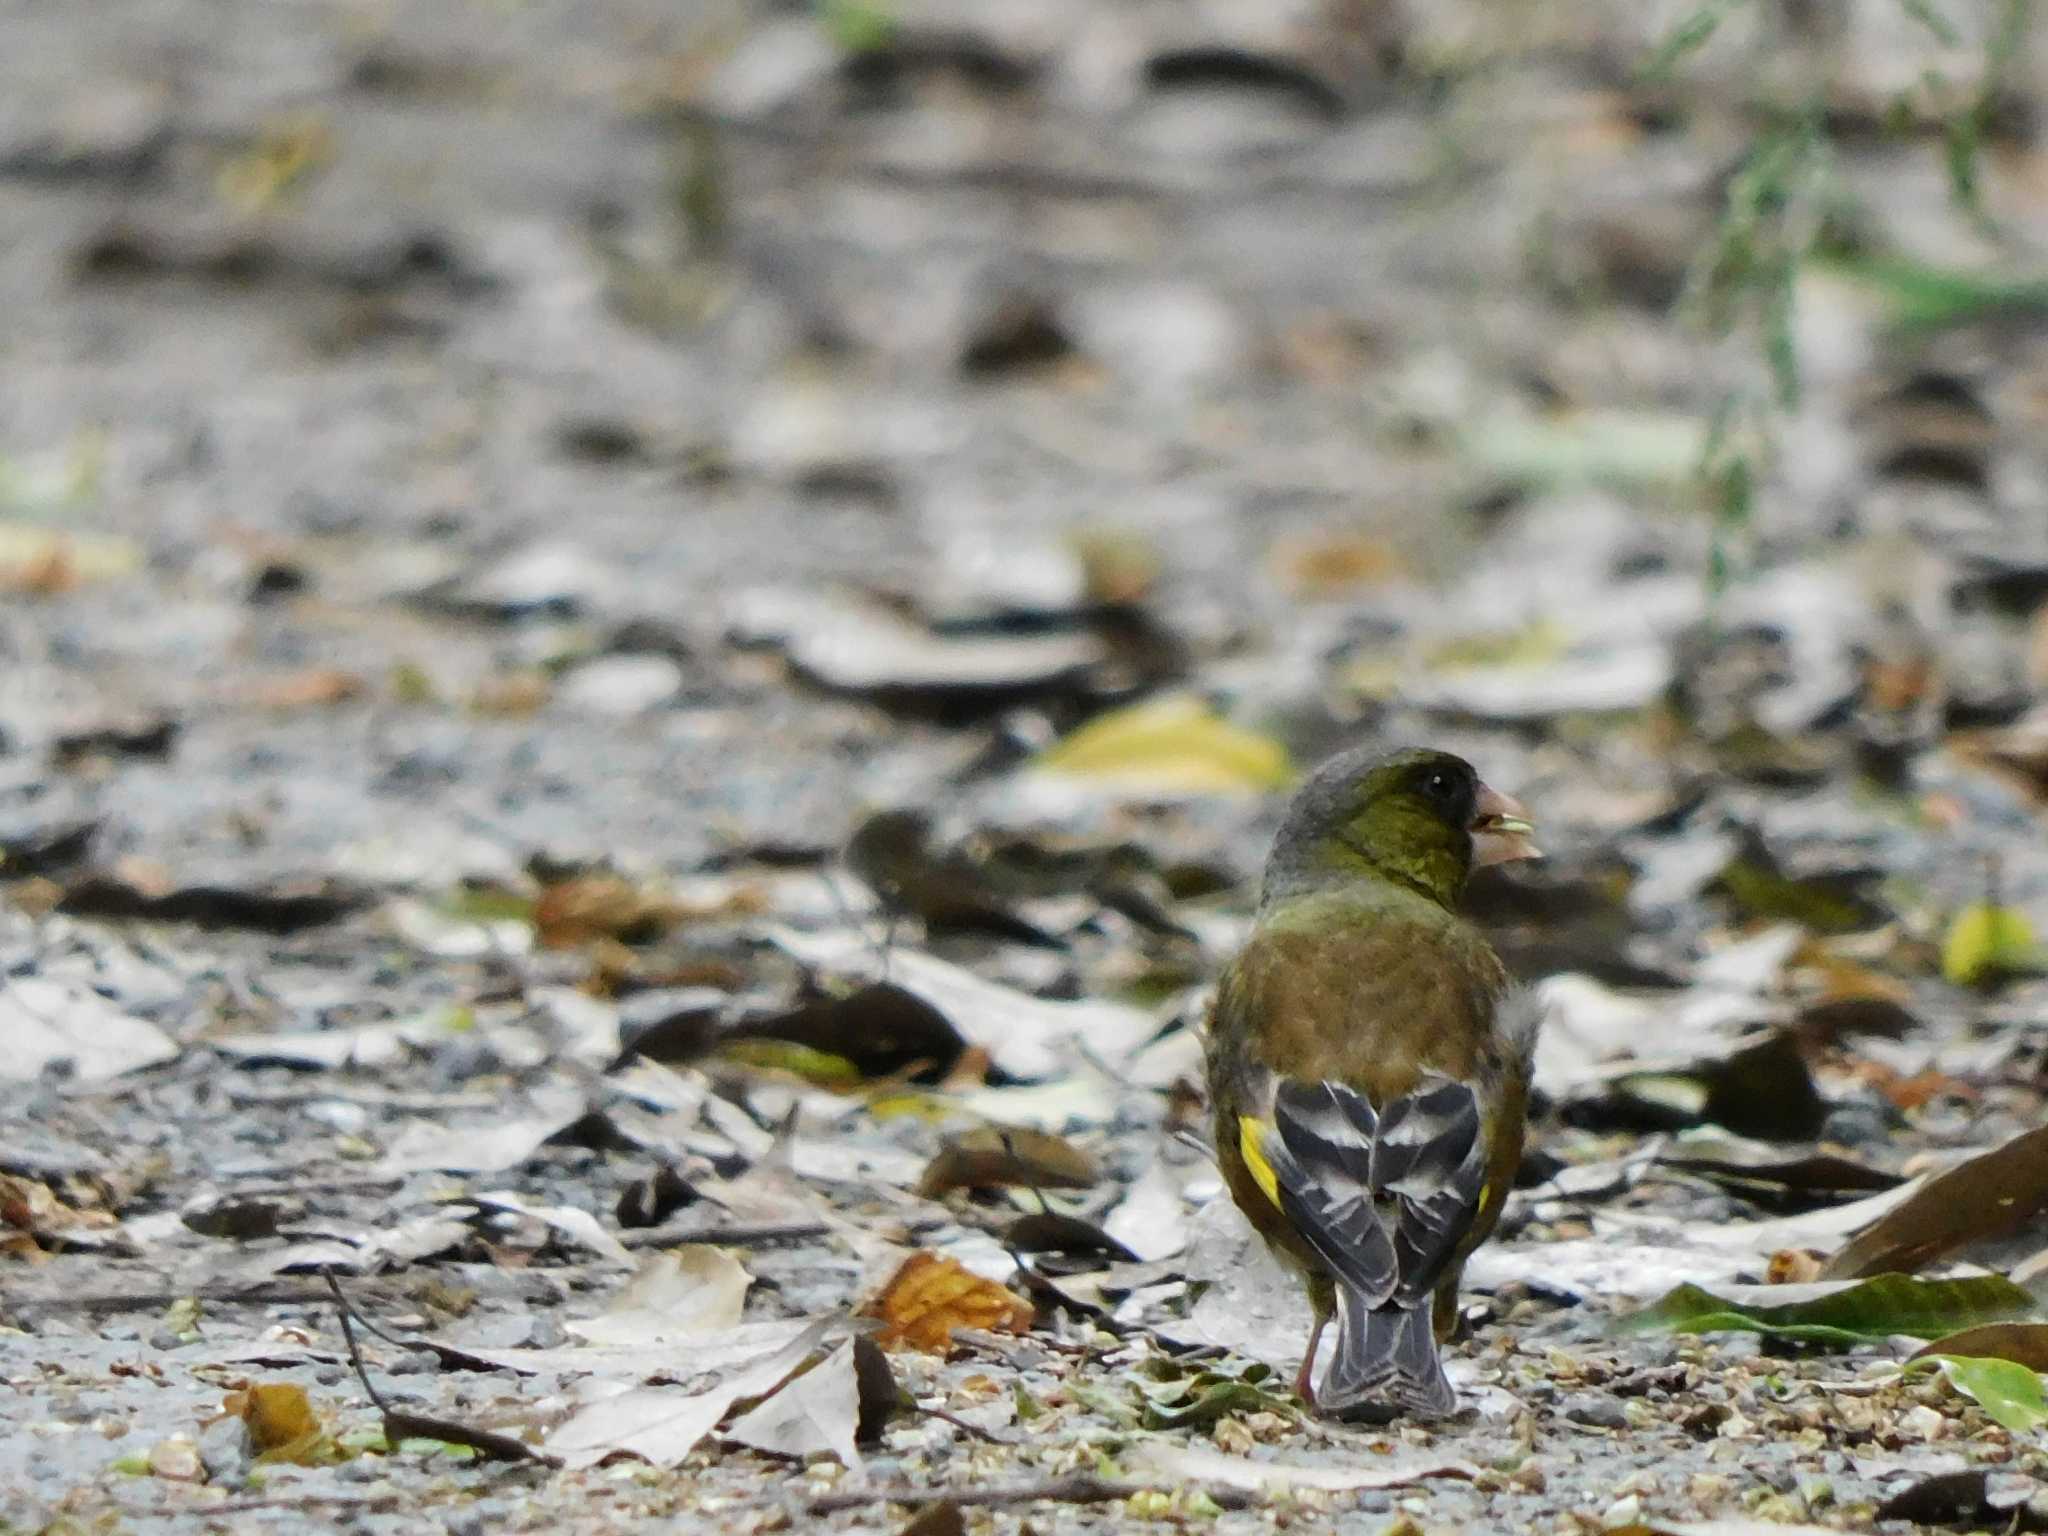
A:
[803, 1476, 1255, 1515]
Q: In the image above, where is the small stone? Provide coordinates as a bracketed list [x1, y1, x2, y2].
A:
[198, 1415, 252, 1483]
[147, 1328, 183, 1351]
[148, 1438, 204, 1482]
[559, 655, 682, 716]
[1562, 1394, 1628, 1429]
[1899, 1404, 1947, 1442]
[1690, 1472, 1734, 1507]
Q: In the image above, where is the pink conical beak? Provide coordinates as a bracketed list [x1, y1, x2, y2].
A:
[1470, 783, 1541, 867]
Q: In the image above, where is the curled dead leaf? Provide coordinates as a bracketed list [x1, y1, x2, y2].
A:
[915, 1126, 1099, 1198]
[222, 1381, 330, 1464]
[858, 1252, 1033, 1354]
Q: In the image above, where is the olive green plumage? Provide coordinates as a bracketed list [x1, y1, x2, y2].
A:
[1205, 745, 1539, 1419]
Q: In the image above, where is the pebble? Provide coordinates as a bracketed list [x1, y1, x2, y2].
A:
[559, 654, 683, 715]
[1563, 1394, 1629, 1430]
[198, 1414, 252, 1483]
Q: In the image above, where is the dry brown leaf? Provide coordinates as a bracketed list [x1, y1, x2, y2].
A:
[858, 1252, 1033, 1354]
[534, 875, 683, 949]
[0, 1173, 118, 1240]
[1909, 1323, 2048, 1370]
[914, 1126, 1099, 1198]
[1826, 1124, 2048, 1279]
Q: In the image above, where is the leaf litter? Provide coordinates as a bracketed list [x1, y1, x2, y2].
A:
[11, 2, 2048, 1532]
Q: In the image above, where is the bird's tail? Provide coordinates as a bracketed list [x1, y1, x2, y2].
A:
[1319, 1289, 1455, 1421]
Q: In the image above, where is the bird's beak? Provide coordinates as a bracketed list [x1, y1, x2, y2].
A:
[1470, 783, 1541, 867]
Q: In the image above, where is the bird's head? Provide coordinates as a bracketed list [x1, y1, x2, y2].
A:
[1264, 745, 1540, 909]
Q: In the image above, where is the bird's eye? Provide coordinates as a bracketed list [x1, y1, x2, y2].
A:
[1423, 770, 1454, 801]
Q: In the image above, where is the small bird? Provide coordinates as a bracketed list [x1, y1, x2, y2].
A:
[1205, 745, 1541, 1419]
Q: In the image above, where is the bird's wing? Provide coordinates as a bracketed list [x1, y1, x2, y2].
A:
[1241, 1076, 1489, 1307]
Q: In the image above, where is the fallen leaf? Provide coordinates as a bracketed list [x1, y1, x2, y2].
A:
[730, 979, 962, 1082]
[1940, 902, 2043, 987]
[1709, 838, 1886, 935]
[1825, 1124, 2048, 1278]
[0, 978, 178, 1081]
[546, 1319, 834, 1469]
[859, 1252, 1032, 1354]
[843, 810, 1060, 946]
[915, 1126, 1099, 1198]
[1911, 1323, 2048, 1371]
[1619, 1274, 2039, 1346]
[55, 874, 366, 933]
[1102, 1157, 1193, 1261]
[376, 1089, 589, 1175]
[566, 1248, 752, 1346]
[1660, 1139, 1902, 1214]
[466, 1191, 632, 1266]
[733, 588, 1102, 717]
[767, 927, 1158, 1081]
[222, 1381, 332, 1464]
[535, 874, 686, 949]
[723, 1338, 861, 1465]
[1031, 695, 1292, 795]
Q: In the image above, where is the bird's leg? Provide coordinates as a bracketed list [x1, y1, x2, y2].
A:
[1294, 1307, 1330, 1407]
[1432, 1268, 1465, 1344]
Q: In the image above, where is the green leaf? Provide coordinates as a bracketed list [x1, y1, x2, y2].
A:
[1830, 255, 2048, 334]
[1618, 1274, 2040, 1347]
[1639, 0, 1745, 80]
[1909, 1356, 2048, 1433]
[818, 0, 896, 53]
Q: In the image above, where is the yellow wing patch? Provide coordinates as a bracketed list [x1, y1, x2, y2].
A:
[1237, 1116, 1281, 1206]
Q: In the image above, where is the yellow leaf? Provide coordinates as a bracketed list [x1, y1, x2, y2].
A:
[1942, 903, 2040, 988]
[858, 1252, 1033, 1354]
[1033, 696, 1292, 795]
[224, 1381, 335, 1464]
